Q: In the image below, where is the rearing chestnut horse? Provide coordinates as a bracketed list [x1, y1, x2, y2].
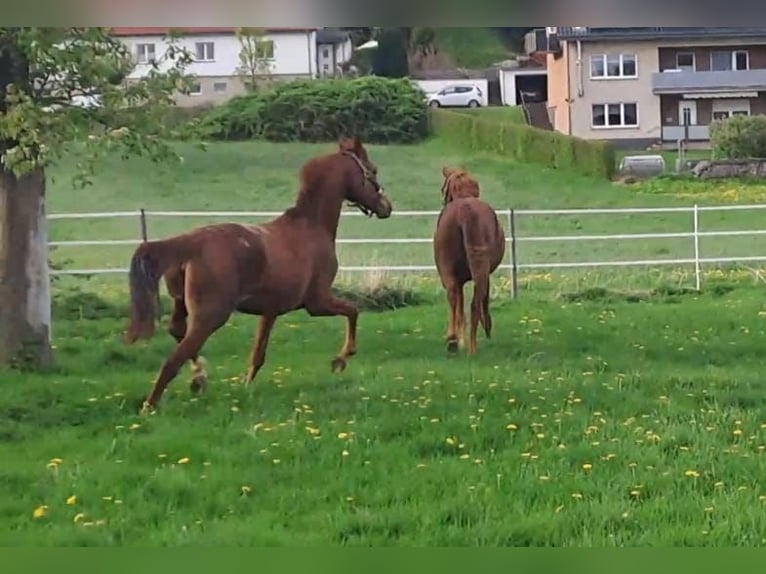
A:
[433, 166, 505, 356]
[124, 137, 393, 412]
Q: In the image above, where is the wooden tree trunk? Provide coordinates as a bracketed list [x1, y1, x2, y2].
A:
[0, 167, 53, 369]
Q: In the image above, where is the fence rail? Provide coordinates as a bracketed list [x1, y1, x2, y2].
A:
[47, 203, 766, 297]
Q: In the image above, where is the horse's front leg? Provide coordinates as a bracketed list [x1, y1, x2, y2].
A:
[304, 292, 358, 373]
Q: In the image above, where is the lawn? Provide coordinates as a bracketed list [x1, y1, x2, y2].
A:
[5, 137, 766, 546]
[4, 279, 766, 545]
[457, 106, 527, 124]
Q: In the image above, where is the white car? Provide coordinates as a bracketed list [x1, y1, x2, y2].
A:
[426, 84, 483, 108]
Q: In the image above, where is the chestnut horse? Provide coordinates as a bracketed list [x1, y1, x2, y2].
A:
[433, 166, 505, 355]
[124, 138, 393, 412]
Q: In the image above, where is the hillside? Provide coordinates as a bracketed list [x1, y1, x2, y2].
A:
[430, 27, 518, 69]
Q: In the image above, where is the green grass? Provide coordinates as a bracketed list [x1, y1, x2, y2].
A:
[7, 137, 766, 545]
[5, 279, 766, 545]
[432, 28, 513, 69]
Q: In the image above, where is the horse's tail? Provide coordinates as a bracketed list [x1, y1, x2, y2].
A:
[124, 238, 195, 344]
[461, 211, 493, 339]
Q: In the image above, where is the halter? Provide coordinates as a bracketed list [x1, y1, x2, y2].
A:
[341, 150, 382, 218]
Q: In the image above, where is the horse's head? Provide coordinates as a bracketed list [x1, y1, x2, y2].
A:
[441, 166, 480, 206]
[338, 137, 392, 219]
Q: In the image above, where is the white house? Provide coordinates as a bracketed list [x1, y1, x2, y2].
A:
[111, 27, 354, 106]
[316, 29, 353, 77]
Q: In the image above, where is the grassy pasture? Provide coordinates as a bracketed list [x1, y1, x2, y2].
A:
[4, 138, 766, 545]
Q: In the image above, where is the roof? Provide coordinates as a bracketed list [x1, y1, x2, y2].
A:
[110, 27, 316, 37]
[316, 29, 350, 44]
[556, 27, 766, 42]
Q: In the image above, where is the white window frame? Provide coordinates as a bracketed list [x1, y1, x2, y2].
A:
[589, 53, 638, 79]
[591, 102, 639, 129]
[136, 42, 156, 64]
[675, 52, 696, 72]
[188, 81, 202, 96]
[710, 49, 749, 71]
[212, 81, 227, 94]
[195, 41, 215, 62]
[255, 39, 275, 60]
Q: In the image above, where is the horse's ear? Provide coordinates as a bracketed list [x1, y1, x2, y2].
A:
[442, 166, 454, 178]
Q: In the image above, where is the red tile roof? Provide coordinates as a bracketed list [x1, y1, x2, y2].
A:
[110, 27, 316, 36]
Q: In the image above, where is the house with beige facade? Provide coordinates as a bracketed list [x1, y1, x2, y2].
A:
[111, 27, 353, 106]
[528, 27, 766, 148]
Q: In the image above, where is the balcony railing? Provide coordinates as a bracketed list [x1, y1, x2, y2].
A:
[652, 69, 766, 94]
[661, 125, 710, 142]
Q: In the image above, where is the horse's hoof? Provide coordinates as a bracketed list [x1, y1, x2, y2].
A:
[447, 339, 459, 356]
[139, 400, 155, 416]
[331, 357, 347, 373]
[190, 373, 208, 394]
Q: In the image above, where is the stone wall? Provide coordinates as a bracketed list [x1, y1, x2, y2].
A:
[692, 159, 766, 179]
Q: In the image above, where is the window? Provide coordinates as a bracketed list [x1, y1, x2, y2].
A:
[195, 41, 215, 61]
[255, 39, 275, 59]
[213, 81, 227, 93]
[711, 50, 749, 71]
[592, 103, 638, 128]
[136, 43, 156, 64]
[322, 47, 329, 58]
[712, 98, 751, 120]
[188, 81, 202, 95]
[676, 52, 696, 71]
[590, 54, 637, 78]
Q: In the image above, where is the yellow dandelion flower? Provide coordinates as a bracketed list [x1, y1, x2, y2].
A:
[33, 505, 48, 519]
[733, 429, 743, 436]
[273, 459, 281, 464]
[73, 513, 86, 523]
[241, 485, 252, 495]
[445, 437, 456, 446]
[341, 450, 350, 457]
[582, 463, 593, 472]
[506, 423, 518, 431]
[177, 457, 190, 464]
[630, 490, 641, 497]
[555, 505, 565, 513]
[459, 454, 470, 460]
[536, 433, 545, 439]
[129, 423, 141, 431]
[685, 470, 700, 478]
[66, 495, 77, 506]
[571, 493, 583, 500]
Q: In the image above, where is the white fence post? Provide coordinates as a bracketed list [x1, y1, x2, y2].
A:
[693, 203, 701, 291]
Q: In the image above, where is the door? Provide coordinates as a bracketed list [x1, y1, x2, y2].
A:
[679, 100, 697, 126]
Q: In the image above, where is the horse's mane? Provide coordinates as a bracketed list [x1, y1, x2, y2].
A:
[441, 168, 480, 204]
[285, 152, 346, 217]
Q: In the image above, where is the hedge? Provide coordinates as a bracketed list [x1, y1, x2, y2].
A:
[198, 76, 430, 145]
[430, 109, 616, 180]
[710, 114, 766, 159]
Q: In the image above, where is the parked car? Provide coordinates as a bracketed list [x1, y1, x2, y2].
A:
[426, 84, 483, 108]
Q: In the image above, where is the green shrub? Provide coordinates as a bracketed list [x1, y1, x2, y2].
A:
[198, 76, 429, 145]
[430, 109, 615, 179]
[710, 114, 766, 159]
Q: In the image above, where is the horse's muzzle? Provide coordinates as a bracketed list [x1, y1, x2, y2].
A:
[375, 191, 393, 219]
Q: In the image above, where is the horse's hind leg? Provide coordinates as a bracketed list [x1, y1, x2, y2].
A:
[142, 305, 232, 413]
[166, 269, 208, 394]
[445, 281, 461, 355]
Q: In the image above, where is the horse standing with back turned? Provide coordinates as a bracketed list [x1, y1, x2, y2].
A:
[433, 166, 505, 356]
[124, 138, 393, 413]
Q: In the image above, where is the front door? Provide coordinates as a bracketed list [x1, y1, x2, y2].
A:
[679, 100, 698, 126]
